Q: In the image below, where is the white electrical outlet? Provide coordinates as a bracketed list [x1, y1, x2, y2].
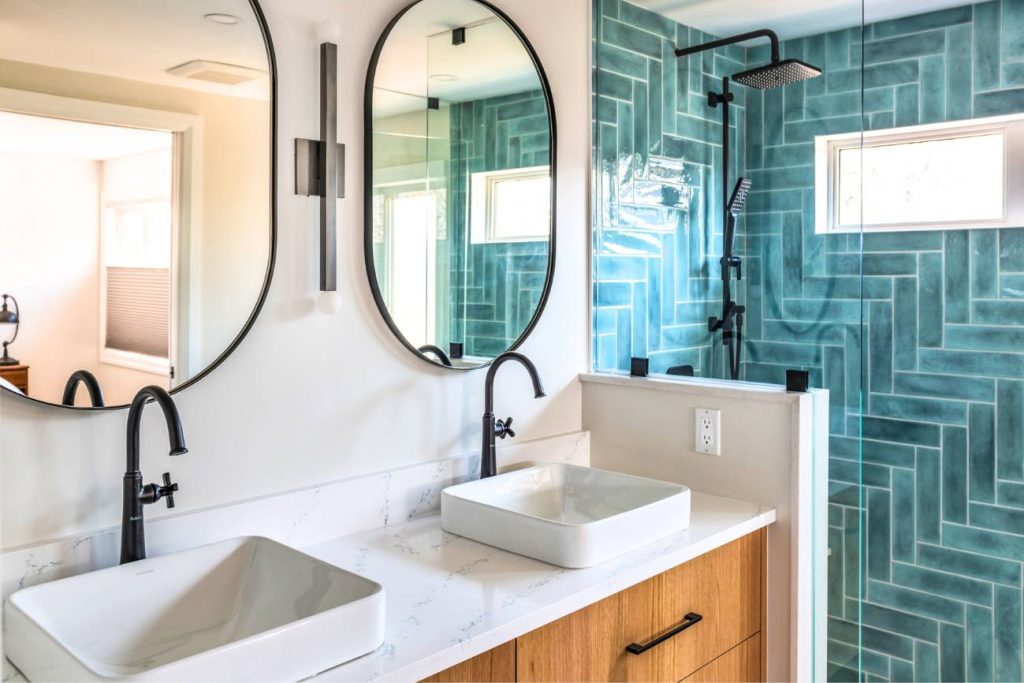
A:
[694, 408, 721, 455]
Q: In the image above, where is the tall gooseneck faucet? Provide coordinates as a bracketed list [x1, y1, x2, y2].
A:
[481, 352, 545, 479]
[121, 386, 187, 564]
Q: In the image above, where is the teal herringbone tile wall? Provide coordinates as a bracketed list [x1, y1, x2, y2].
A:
[744, 3, 1024, 681]
[593, 1, 1024, 681]
[446, 90, 550, 357]
[593, 0, 748, 376]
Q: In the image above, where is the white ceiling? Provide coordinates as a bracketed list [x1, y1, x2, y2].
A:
[0, 111, 172, 160]
[0, 0, 270, 100]
[373, 0, 541, 118]
[629, 0, 986, 40]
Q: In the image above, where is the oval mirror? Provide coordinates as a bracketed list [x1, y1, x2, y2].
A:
[0, 0, 275, 408]
[365, 0, 555, 369]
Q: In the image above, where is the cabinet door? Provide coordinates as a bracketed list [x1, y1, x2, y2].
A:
[681, 634, 760, 683]
[517, 532, 762, 682]
[421, 640, 516, 682]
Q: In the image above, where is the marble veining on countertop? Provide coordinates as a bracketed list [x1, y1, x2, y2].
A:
[307, 491, 775, 682]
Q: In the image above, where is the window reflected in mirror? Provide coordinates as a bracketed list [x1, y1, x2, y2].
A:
[0, 0, 274, 408]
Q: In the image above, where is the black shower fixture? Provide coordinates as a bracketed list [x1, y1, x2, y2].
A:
[674, 28, 822, 88]
[675, 28, 821, 380]
[732, 58, 822, 89]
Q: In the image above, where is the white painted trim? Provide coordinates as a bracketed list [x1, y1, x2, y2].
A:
[579, 371, 804, 403]
[99, 348, 170, 376]
[811, 389, 830, 683]
[790, 389, 828, 682]
[469, 165, 551, 244]
[0, 87, 200, 134]
[815, 111, 1024, 234]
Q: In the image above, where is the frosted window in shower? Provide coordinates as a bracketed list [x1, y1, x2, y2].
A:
[840, 133, 1003, 226]
[815, 114, 1024, 233]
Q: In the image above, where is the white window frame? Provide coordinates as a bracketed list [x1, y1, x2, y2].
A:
[470, 165, 551, 244]
[815, 112, 1024, 234]
[99, 196, 174, 376]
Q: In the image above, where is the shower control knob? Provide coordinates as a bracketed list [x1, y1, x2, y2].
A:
[496, 417, 516, 439]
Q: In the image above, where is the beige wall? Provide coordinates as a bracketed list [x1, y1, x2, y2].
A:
[0, 154, 102, 403]
[0, 58, 271, 393]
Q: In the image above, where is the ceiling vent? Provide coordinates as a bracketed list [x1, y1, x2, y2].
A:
[166, 60, 263, 85]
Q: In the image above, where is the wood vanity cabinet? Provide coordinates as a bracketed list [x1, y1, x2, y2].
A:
[423, 530, 765, 683]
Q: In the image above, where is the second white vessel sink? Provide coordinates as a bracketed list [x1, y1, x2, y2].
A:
[441, 463, 690, 568]
[4, 536, 384, 681]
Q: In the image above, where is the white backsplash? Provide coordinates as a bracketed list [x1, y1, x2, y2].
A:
[0, 431, 589, 603]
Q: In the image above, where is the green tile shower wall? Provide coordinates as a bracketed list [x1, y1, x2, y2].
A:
[593, 0, 747, 376]
[594, 1, 1024, 681]
[445, 90, 550, 357]
[748, 4, 1024, 681]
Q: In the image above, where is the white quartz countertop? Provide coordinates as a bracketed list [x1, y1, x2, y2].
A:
[307, 491, 776, 682]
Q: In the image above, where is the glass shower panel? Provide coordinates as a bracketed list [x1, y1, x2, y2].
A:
[370, 88, 432, 345]
[592, 0, 867, 679]
[853, 1, 1024, 681]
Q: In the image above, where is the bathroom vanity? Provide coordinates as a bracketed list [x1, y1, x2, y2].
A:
[426, 531, 764, 683]
[305, 490, 774, 682]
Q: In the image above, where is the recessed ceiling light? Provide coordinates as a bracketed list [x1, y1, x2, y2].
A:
[430, 74, 458, 82]
[204, 13, 241, 25]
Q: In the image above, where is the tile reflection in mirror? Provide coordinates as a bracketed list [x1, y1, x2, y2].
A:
[366, 0, 556, 369]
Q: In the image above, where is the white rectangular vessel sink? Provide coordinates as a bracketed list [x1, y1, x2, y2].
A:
[4, 536, 384, 682]
[441, 463, 690, 568]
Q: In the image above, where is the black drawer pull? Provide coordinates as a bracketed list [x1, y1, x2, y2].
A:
[625, 612, 703, 655]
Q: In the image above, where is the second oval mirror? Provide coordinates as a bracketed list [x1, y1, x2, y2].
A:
[365, 0, 555, 369]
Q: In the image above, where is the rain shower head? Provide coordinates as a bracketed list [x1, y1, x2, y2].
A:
[727, 178, 752, 217]
[673, 27, 822, 89]
[732, 58, 822, 89]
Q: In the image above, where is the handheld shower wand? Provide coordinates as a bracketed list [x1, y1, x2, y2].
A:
[709, 178, 751, 379]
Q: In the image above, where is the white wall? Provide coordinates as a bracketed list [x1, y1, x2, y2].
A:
[0, 0, 589, 549]
[0, 153, 100, 403]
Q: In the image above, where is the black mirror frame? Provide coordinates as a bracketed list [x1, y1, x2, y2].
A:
[363, 0, 557, 371]
[0, 0, 278, 410]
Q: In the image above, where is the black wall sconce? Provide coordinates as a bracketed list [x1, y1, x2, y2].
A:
[296, 41, 345, 294]
[0, 293, 20, 366]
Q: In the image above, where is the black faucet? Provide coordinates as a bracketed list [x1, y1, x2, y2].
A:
[121, 386, 187, 564]
[61, 369, 105, 407]
[417, 344, 453, 367]
[481, 352, 545, 479]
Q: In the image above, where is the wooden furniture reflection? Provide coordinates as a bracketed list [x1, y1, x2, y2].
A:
[0, 364, 29, 393]
[422, 531, 765, 683]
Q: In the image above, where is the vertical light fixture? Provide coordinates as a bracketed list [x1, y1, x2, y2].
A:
[296, 22, 344, 312]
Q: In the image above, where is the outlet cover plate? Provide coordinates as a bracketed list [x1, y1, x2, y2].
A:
[695, 408, 721, 455]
